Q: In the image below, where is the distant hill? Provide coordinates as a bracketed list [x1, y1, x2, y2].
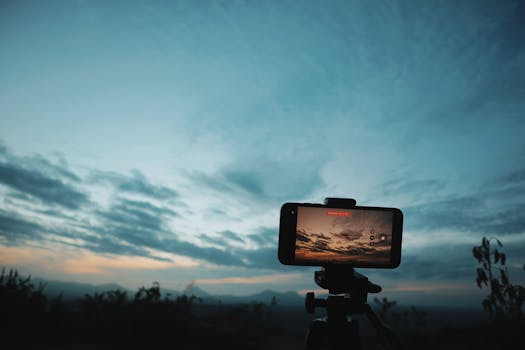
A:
[33, 278, 130, 300]
[197, 289, 304, 306]
[33, 277, 304, 306]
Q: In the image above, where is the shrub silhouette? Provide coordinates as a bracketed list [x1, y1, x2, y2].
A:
[473, 236, 525, 320]
[0, 269, 281, 349]
[0, 268, 50, 347]
[134, 281, 160, 302]
[373, 296, 427, 335]
[373, 296, 397, 323]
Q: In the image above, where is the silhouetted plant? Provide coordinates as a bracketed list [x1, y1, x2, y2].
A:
[267, 295, 278, 322]
[0, 268, 47, 314]
[0, 268, 49, 346]
[107, 289, 128, 304]
[0, 267, 46, 300]
[473, 236, 525, 320]
[392, 305, 427, 331]
[0, 267, 290, 349]
[134, 281, 161, 303]
[408, 305, 426, 328]
[374, 296, 397, 322]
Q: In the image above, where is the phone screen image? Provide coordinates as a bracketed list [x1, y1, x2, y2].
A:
[294, 206, 394, 265]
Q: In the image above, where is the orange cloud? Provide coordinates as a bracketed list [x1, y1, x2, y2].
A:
[0, 245, 48, 267]
[61, 253, 198, 275]
[0, 243, 198, 277]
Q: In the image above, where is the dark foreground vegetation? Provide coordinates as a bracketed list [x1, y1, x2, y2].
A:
[1, 268, 523, 350]
[0, 268, 296, 350]
[0, 237, 523, 350]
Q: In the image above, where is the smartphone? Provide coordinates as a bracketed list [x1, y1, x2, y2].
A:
[278, 202, 403, 268]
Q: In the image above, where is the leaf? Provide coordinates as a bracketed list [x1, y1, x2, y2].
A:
[477, 268, 488, 288]
[494, 250, 500, 264]
[483, 248, 490, 262]
[473, 247, 481, 261]
[501, 253, 506, 265]
[482, 298, 493, 313]
[500, 270, 509, 286]
[508, 286, 516, 299]
[517, 286, 525, 300]
[491, 279, 501, 294]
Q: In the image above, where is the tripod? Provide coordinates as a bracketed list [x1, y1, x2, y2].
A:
[303, 266, 401, 350]
[303, 198, 401, 350]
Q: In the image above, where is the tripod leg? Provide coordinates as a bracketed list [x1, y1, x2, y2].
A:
[304, 319, 325, 350]
[334, 319, 362, 350]
[364, 305, 402, 350]
[304, 318, 362, 350]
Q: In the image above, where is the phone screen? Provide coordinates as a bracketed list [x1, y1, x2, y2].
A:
[293, 206, 395, 265]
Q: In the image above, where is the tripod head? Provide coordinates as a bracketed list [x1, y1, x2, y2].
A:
[315, 265, 382, 295]
[306, 266, 382, 315]
[304, 265, 400, 350]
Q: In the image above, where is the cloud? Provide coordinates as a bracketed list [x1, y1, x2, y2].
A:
[223, 170, 265, 196]
[2, 192, 251, 267]
[246, 227, 278, 247]
[0, 144, 255, 268]
[379, 177, 445, 200]
[296, 228, 310, 243]
[90, 169, 179, 200]
[405, 195, 525, 238]
[0, 244, 198, 277]
[335, 229, 363, 241]
[163, 239, 246, 266]
[220, 230, 246, 244]
[199, 230, 245, 246]
[98, 198, 177, 235]
[190, 154, 326, 202]
[383, 165, 525, 237]
[0, 209, 45, 242]
[90, 197, 249, 266]
[4, 135, 520, 280]
[60, 252, 197, 275]
[0, 142, 81, 182]
[311, 239, 330, 253]
[75, 234, 163, 260]
[239, 246, 284, 271]
[194, 227, 284, 270]
[0, 161, 88, 210]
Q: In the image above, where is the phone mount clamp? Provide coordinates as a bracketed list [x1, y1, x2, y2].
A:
[302, 198, 402, 350]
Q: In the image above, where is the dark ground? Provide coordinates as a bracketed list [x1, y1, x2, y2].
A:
[1, 270, 523, 350]
[2, 299, 523, 350]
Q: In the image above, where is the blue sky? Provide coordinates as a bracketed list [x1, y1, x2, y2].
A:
[1, 0, 524, 307]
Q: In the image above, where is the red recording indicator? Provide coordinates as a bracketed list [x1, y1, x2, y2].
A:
[326, 211, 350, 217]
